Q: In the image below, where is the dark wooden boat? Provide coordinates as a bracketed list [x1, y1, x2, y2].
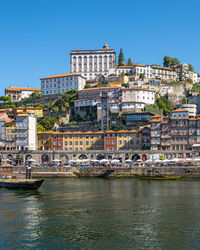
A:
[0, 179, 44, 190]
[98, 170, 114, 178]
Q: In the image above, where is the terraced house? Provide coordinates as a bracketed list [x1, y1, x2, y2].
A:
[37, 130, 142, 151]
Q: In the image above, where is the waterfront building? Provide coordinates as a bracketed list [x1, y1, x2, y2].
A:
[37, 131, 52, 150]
[5, 118, 16, 151]
[16, 114, 37, 150]
[5, 86, 41, 102]
[0, 114, 37, 151]
[0, 113, 11, 150]
[70, 43, 116, 80]
[116, 130, 141, 150]
[170, 109, 189, 151]
[160, 118, 171, 151]
[150, 116, 162, 151]
[104, 131, 117, 151]
[141, 126, 151, 150]
[41, 73, 86, 96]
[37, 130, 142, 152]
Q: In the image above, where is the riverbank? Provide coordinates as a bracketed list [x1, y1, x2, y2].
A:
[11, 165, 200, 178]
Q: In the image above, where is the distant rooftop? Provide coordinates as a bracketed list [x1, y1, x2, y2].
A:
[71, 43, 115, 53]
[41, 73, 85, 80]
[5, 87, 41, 92]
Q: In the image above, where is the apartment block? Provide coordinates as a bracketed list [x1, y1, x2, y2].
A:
[41, 73, 86, 96]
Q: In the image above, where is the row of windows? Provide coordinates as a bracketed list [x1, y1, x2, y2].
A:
[42, 82, 77, 89]
[41, 77, 75, 83]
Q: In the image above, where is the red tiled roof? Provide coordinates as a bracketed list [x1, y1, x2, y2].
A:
[149, 119, 161, 123]
[172, 109, 187, 112]
[5, 87, 41, 92]
[41, 73, 85, 80]
[122, 88, 155, 92]
[79, 86, 119, 92]
[0, 113, 9, 120]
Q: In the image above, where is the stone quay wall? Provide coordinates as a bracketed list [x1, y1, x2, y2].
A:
[12, 165, 200, 178]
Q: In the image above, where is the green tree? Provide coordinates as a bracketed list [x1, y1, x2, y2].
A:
[189, 64, 194, 72]
[37, 124, 45, 132]
[182, 97, 187, 104]
[118, 48, 124, 66]
[191, 83, 200, 92]
[38, 117, 59, 131]
[61, 106, 66, 112]
[163, 56, 180, 67]
[65, 102, 70, 109]
[53, 106, 59, 112]
[33, 103, 42, 107]
[30, 91, 42, 99]
[127, 58, 132, 66]
[0, 96, 11, 102]
[84, 84, 92, 89]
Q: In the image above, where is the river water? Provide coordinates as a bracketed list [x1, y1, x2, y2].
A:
[0, 178, 200, 249]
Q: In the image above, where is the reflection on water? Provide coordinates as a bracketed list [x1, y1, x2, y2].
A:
[0, 178, 200, 249]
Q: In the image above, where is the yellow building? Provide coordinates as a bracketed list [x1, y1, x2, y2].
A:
[26, 106, 43, 117]
[63, 131, 104, 151]
[37, 131, 52, 150]
[37, 130, 142, 151]
[108, 75, 129, 86]
[5, 119, 16, 150]
[116, 130, 141, 150]
[14, 106, 43, 118]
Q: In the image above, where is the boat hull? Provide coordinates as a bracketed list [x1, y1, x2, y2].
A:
[138, 176, 181, 180]
[0, 179, 44, 190]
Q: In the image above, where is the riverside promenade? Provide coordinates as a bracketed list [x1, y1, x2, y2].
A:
[0, 149, 197, 165]
[12, 165, 200, 178]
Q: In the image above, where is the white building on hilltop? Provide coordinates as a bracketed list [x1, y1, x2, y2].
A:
[41, 73, 86, 95]
[70, 43, 116, 80]
[5, 87, 41, 102]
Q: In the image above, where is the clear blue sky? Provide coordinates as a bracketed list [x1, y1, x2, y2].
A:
[0, 0, 200, 95]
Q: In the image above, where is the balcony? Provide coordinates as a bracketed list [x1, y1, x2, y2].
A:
[161, 134, 171, 138]
[151, 141, 160, 145]
[17, 134, 27, 138]
[16, 127, 27, 130]
[171, 124, 188, 127]
[171, 132, 188, 136]
[189, 132, 197, 136]
[161, 142, 171, 146]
